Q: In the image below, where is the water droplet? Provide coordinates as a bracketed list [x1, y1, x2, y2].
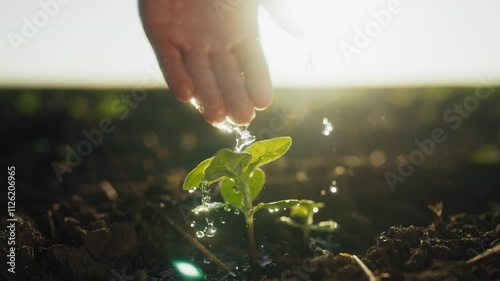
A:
[188, 188, 196, 193]
[322, 118, 334, 136]
[215, 117, 255, 152]
[261, 245, 264, 248]
[224, 205, 232, 212]
[330, 186, 338, 193]
[205, 225, 217, 238]
[234, 209, 240, 215]
[220, 217, 226, 224]
[190, 98, 201, 110]
[268, 209, 274, 213]
[194, 180, 219, 239]
[203, 258, 211, 264]
[190, 221, 196, 227]
[313, 207, 319, 213]
[320, 190, 326, 196]
[235, 129, 256, 153]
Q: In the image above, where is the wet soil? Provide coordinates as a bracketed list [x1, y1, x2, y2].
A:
[0, 88, 499, 280]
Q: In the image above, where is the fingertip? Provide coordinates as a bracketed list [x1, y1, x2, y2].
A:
[251, 85, 273, 110]
[244, 74, 272, 110]
[228, 107, 255, 125]
[173, 84, 193, 103]
[202, 105, 227, 124]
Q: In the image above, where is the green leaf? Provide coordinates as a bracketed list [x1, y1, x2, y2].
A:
[220, 168, 265, 209]
[220, 177, 243, 208]
[205, 149, 252, 182]
[310, 220, 338, 232]
[290, 200, 324, 217]
[279, 216, 302, 228]
[290, 205, 309, 217]
[249, 168, 265, 200]
[183, 158, 212, 190]
[254, 199, 301, 213]
[244, 137, 292, 169]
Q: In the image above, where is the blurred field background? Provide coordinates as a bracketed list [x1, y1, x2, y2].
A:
[1, 88, 498, 249]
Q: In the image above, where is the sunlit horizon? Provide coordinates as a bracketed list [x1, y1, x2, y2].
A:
[1, 0, 500, 88]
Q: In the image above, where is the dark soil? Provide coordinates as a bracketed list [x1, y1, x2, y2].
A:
[1, 189, 498, 281]
[0, 88, 499, 280]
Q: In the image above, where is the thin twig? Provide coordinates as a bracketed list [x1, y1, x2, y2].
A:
[47, 210, 55, 239]
[341, 253, 379, 281]
[466, 244, 500, 265]
[164, 214, 230, 272]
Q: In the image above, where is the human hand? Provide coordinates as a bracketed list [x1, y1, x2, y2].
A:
[139, 0, 273, 125]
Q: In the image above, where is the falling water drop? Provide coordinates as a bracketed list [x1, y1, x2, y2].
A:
[215, 117, 255, 152]
[205, 224, 217, 238]
[322, 118, 334, 136]
[190, 98, 201, 110]
[197, 180, 219, 238]
[205, 215, 217, 238]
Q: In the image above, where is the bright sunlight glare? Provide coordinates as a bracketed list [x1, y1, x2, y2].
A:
[172, 261, 204, 279]
[0, 0, 499, 88]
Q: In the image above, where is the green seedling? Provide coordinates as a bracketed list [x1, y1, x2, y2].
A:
[183, 136, 303, 261]
[279, 200, 337, 238]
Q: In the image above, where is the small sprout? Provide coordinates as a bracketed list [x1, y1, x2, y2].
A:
[427, 201, 443, 222]
[280, 199, 337, 238]
[183, 137, 297, 261]
[342, 254, 381, 281]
